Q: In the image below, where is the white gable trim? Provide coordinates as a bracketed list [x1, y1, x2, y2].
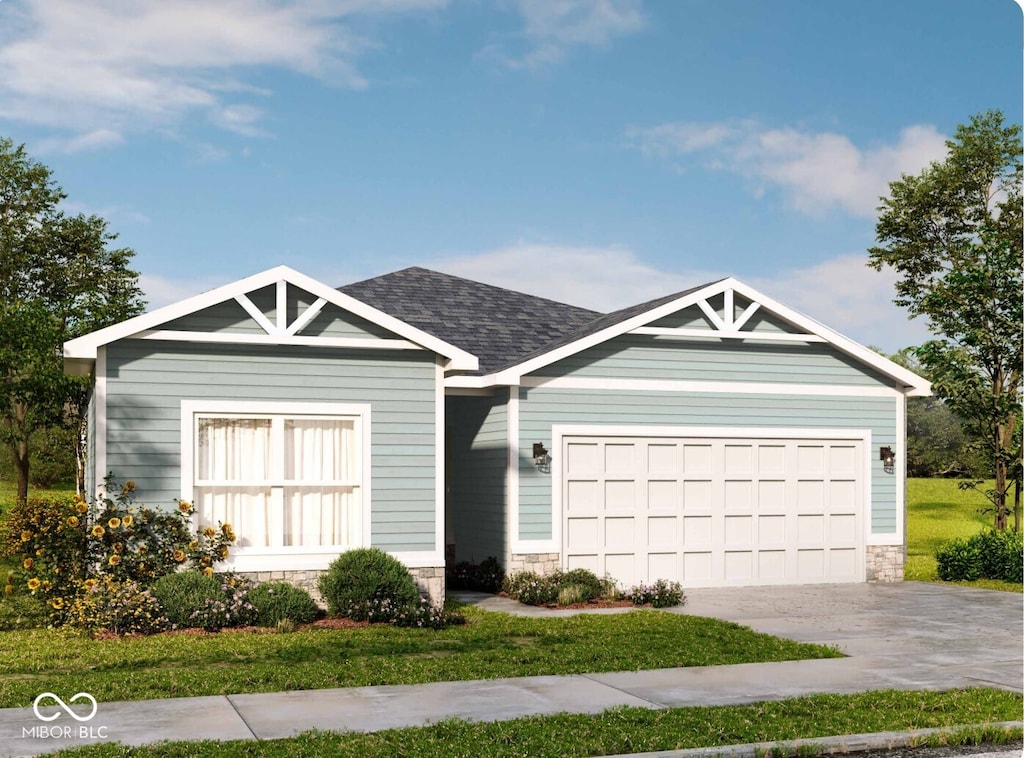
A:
[483, 278, 929, 396]
[63, 266, 478, 372]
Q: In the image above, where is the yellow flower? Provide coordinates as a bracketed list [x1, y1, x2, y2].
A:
[113, 542, 124, 554]
[51, 597, 64, 610]
[73, 493, 84, 503]
[122, 515, 133, 527]
[83, 578, 97, 590]
[203, 527, 216, 539]
[27, 578, 41, 591]
[22, 558, 33, 570]
[218, 546, 229, 559]
[108, 554, 121, 566]
[122, 481, 136, 493]
[67, 516, 79, 527]
[41, 580, 51, 591]
[200, 556, 211, 567]
[172, 550, 186, 562]
[108, 517, 121, 529]
[188, 541, 198, 551]
[137, 544, 147, 554]
[202, 567, 214, 577]
[20, 530, 31, 542]
[91, 525, 105, 538]
[3, 584, 12, 596]
[178, 501, 192, 513]
[76, 501, 89, 514]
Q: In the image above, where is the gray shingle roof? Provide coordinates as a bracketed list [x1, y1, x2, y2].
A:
[340, 267, 721, 375]
[340, 267, 601, 374]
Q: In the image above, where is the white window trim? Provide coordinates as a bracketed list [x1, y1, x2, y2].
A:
[180, 400, 373, 565]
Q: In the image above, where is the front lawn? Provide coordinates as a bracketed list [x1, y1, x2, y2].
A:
[0, 605, 840, 707]
[52, 689, 1024, 758]
[907, 478, 1022, 592]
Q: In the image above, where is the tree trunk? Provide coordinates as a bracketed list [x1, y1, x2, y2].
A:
[1014, 477, 1021, 534]
[74, 414, 86, 496]
[14, 438, 29, 504]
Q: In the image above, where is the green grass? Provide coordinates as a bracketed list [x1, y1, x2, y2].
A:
[0, 605, 840, 707]
[0, 478, 75, 518]
[50, 689, 1024, 758]
[907, 478, 1023, 592]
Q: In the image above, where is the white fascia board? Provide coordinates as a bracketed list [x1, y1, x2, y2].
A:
[479, 276, 929, 397]
[722, 278, 932, 397]
[63, 265, 479, 372]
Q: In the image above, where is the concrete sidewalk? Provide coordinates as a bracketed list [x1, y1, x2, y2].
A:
[2, 582, 1020, 756]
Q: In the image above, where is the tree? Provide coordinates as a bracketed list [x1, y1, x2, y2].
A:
[0, 137, 145, 502]
[869, 110, 1022, 530]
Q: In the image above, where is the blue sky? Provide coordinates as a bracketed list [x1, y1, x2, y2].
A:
[0, 0, 1020, 352]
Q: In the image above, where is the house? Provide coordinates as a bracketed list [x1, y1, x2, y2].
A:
[64, 265, 929, 600]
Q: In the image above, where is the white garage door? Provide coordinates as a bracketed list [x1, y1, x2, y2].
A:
[561, 433, 865, 588]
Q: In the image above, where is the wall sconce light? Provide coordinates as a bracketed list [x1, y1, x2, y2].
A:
[532, 442, 549, 467]
[879, 446, 895, 474]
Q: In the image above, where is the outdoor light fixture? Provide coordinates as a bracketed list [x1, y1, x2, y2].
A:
[879, 446, 895, 474]
[532, 442, 549, 467]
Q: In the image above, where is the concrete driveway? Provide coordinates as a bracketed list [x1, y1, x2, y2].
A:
[671, 581, 1023, 694]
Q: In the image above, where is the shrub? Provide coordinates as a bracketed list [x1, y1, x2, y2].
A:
[67, 578, 167, 636]
[448, 557, 505, 593]
[356, 595, 465, 629]
[626, 579, 686, 608]
[936, 529, 1023, 583]
[318, 548, 420, 620]
[502, 568, 616, 606]
[247, 582, 319, 627]
[152, 571, 256, 630]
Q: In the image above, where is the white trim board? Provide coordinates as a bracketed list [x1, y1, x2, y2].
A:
[480, 278, 928, 396]
[130, 330, 422, 352]
[64, 266, 478, 372]
[518, 376, 902, 398]
[93, 347, 107, 496]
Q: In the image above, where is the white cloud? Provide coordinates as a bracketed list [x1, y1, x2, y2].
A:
[482, 0, 645, 70]
[627, 120, 949, 218]
[429, 244, 929, 352]
[139, 272, 234, 312]
[33, 128, 125, 155]
[0, 0, 448, 149]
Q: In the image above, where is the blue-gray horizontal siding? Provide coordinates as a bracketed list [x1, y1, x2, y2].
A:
[533, 336, 898, 387]
[446, 391, 508, 564]
[517, 388, 898, 540]
[103, 341, 437, 552]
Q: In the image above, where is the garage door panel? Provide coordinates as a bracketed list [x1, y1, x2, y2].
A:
[562, 433, 865, 589]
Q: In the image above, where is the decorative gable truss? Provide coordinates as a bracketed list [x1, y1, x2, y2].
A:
[631, 285, 826, 344]
[64, 266, 478, 374]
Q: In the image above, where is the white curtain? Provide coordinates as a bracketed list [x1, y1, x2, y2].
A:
[195, 419, 272, 548]
[283, 419, 359, 547]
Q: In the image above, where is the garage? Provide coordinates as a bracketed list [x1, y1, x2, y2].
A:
[559, 429, 867, 588]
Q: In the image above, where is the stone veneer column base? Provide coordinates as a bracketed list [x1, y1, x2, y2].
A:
[507, 553, 561, 575]
[865, 544, 905, 582]
[239, 566, 446, 607]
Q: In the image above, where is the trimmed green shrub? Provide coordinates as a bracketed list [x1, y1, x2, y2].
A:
[503, 568, 616, 606]
[936, 529, 1022, 583]
[152, 571, 256, 631]
[248, 582, 319, 626]
[318, 548, 420, 620]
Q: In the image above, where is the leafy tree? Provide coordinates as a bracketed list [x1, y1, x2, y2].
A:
[0, 137, 145, 502]
[869, 110, 1022, 530]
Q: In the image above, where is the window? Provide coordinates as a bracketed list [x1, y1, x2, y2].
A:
[184, 402, 369, 553]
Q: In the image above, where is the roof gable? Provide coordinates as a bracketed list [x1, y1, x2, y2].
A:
[63, 266, 478, 373]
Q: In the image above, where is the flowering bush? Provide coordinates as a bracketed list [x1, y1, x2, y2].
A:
[353, 595, 465, 629]
[624, 579, 686, 608]
[1, 475, 238, 631]
[152, 571, 255, 631]
[67, 578, 168, 636]
[502, 568, 616, 606]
